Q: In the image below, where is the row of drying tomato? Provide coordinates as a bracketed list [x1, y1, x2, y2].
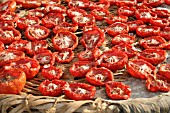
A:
[0, 0, 170, 101]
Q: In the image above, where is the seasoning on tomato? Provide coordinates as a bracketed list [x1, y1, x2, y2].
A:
[0, 68, 26, 94]
[160, 27, 170, 41]
[45, 4, 66, 13]
[126, 59, 156, 79]
[64, 82, 96, 100]
[66, 7, 87, 19]
[86, 67, 114, 86]
[41, 0, 60, 6]
[41, 65, 63, 80]
[0, 49, 25, 67]
[28, 9, 46, 18]
[146, 74, 170, 92]
[90, 8, 110, 20]
[89, 1, 110, 10]
[25, 25, 50, 41]
[111, 34, 135, 45]
[52, 31, 78, 51]
[127, 20, 144, 32]
[158, 64, 170, 81]
[0, 12, 18, 23]
[42, 13, 65, 28]
[151, 8, 170, 18]
[150, 18, 169, 28]
[0, 1, 16, 13]
[18, 0, 41, 9]
[115, 0, 137, 7]
[105, 15, 128, 25]
[136, 25, 160, 37]
[17, 16, 40, 30]
[96, 49, 128, 71]
[143, 0, 164, 7]
[106, 22, 129, 36]
[69, 61, 95, 78]
[139, 36, 166, 49]
[0, 26, 21, 44]
[33, 50, 55, 66]
[8, 40, 29, 52]
[72, 14, 95, 28]
[81, 29, 105, 49]
[112, 43, 137, 58]
[0, 41, 4, 51]
[68, 0, 89, 9]
[117, 6, 135, 17]
[105, 81, 131, 100]
[54, 48, 74, 63]
[0, 21, 14, 27]
[39, 79, 66, 96]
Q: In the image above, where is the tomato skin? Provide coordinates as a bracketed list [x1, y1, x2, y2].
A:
[64, 82, 96, 100]
[118, 6, 135, 17]
[41, 0, 60, 6]
[160, 27, 170, 41]
[111, 34, 135, 45]
[52, 31, 78, 51]
[126, 59, 156, 79]
[0, 41, 4, 51]
[90, 8, 110, 20]
[143, 0, 164, 7]
[89, 1, 110, 10]
[45, 4, 66, 13]
[0, 21, 14, 27]
[18, 0, 41, 9]
[115, 0, 137, 7]
[127, 20, 144, 32]
[0, 12, 18, 22]
[86, 67, 114, 86]
[136, 25, 160, 37]
[8, 40, 29, 52]
[66, 7, 87, 19]
[105, 81, 131, 100]
[39, 79, 66, 97]
[0, 1, 16, 13]
[68, 0, 89, 9]
[165, 0, 170, 5]
[151, 8, 170, 18]
[105, 15, 128, 25]
[28, 9, 46, 19]
[96, 49, 128, 71]
[0, 68, 26, 94]
[41, 65, 63, 80]
[158, 64, 170, 81]
[100, 0, 116, 5]
[150, 18, 169, 28]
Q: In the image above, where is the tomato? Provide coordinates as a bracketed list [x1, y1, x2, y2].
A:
[117, 6, 135, 17]
[136, 25, 160, 37]
[165, 0, 170, 5]
[126, 59, 156, 79]
[159, 64, 170, 81]
[138, 49, 166, 65]
[106, 23, 129, 36]
[17, 16, 40, 30]
[54, 48, 74, 63]
[18, 0, 41, 9]
[0, 41, 4, 51]
[89, 1, 110, 10]
[42, 13, 65, 28]
[105, 81, 131, 100]
[135, 9, 157, 23]
[41, 0, 61, 6]
[151, 8, 170, 18]
[64, 82, 96, 100]
[0, 21, 14, 27]
[69, 61, 95, 78]
[136, 3, 151, 9]
[146, 74, 170, 92]
[66, 7, 87, 19]
[111, 34, 135, 45]
[143, 0, 164, 7]
[105, 15, 128, 25]
[4, 57, 40, 80]
[86, 67, 114, 86]
[96, 49, 128, 71]
[100, 0, 116, 5]
[127, 20, 144, 32]
[150, 18, 169, 28]
[0, 26, 21, 44]
[68, 0, 89, 9]
[25, 25, 50, 41]
[83, 25, 101, 32]
[8, 40, 29, 52]
[52, 31, 78, 51]
[115, 0, 137, 7]
[81, 29, 105, 49]
[33, 50, 55, 66]
[26, 40, 48, 56]
[39, 79, 66, 96]
[72, 14, 95, 28]
[0, 12, 18, 22]
[139, 36, 166, 49]
[28, 9, 46, 18]
[78, 48, 101, 61]
[90, 8, 110, 20]
[0, 1, 16, 13]
[0, 68, 26, 94]
[160, 27, 170, 41]
[45, 4, 66, 13]
[52, 22, 78, 33]
[41, 65, 63, 80]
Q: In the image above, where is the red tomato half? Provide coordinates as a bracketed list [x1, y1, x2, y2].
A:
[0, 1, 16, 13]
[45, 4, 66, 13]
[127, 20, 144, 32]
[90, 8, 110, 20]
[18, 0, 41, 9]
[150, 18, 169, 28]
[160, 27, 170, 40]
[89, 1, 110, 10]
[68, 0, 89, 9]
[111, 34, 135, 45]
[159, 64, 170, 81]
[64, 82, 96, 100]
[115, 0, 137, 7]
[165, 0, 170, 5]
[0, 12, 18, 22]
[66, 7, 87, 19]
[151, 8, 170, 18]
[8, 40, 29, 52]
[28, 9, 46, 18]
[0, 21, 14, 27]
[143, 0, 164, 7]
[118, 6, 135, 17]
[0, 41, 4, 51]
[105, 15, 128, 25]
[41, 0, 60, 6]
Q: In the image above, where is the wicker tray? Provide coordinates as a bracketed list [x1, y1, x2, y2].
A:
[0, 0, 170, 113]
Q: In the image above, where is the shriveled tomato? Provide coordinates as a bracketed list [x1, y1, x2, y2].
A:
[0, 41, 4, 51]
[100, 0, 116, 5]
[90, 8, 110, 20]
[139, 36, 166, 49]
[33, 50, 55, 66]
[0, 1, 16, 13]
[117, 6, 135, 17]
[17, 0, 41, 9]
[105, 81, 131, 100]
[126, 59, 156, 79]
[42, 13, 65, 28]
[136, 25, 160, 37]
[115, 0, 137, 7]
[138, 49, 166, 65]
[8, 40, 29, 52]
[111, 34, 135, 45]
[127, 20, 144, 32]
[96, 49, 128, 71]
[54, 48, 74, 63]
[17, 16, 40, 30]
[52, 31, 78, 51]
[28, 9, 46, 18]
[151, 8, 170, 18]
[68, 0, 89, 9]
[86, 67, 114, 86]
[105, 15, 128, 25]
[0, 26, 21, 44]
[72, 14, 95, 27]
[25, 25, 50, 41]
[143, 0, 164, 7]
[4, 57, 40, 80]
[0, 21, 14, 27]
[81, 29, 105, 49]
[45, 4, 66, 13]
[0, 68, 26, 94]
[39, 79, 66, 96]
[106, 23, 129, 36]
[150, 18, 169, 28]
[158, 64, 170, 81]
[41, 0, 60, 6]
[69, 61, 95, 78]
[0, 12, 18, 22]
[41, 65, 63, 80]
[89, 1, 110, 10]
[64, 82, 96, 100]
[66, 7, 87, 19]
[160, 27, 170, 41]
